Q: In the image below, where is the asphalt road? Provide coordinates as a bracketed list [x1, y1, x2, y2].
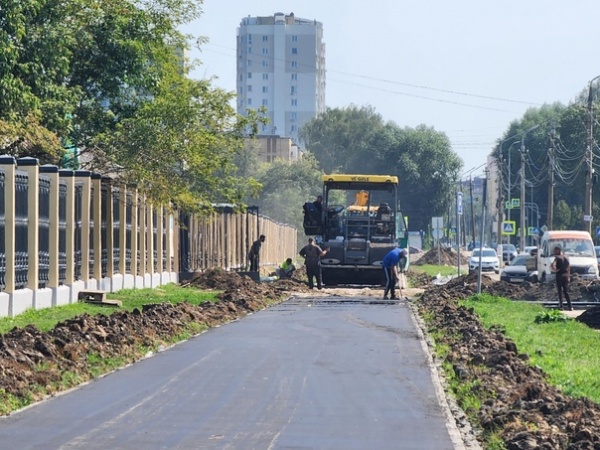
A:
[0, 296, 461, 450]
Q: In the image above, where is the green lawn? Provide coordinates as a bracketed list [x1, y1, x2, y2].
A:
[411, 264, 459, 277]
[0, 284, 218, 334]
[462, 294, 600, 402]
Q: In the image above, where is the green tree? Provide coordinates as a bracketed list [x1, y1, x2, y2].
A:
[299, 105, 386, 173]
[300, 106, 462, 230]
[0, 0, 262, 209]
[253, 154, 323, 232]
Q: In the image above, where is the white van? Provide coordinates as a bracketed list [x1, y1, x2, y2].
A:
[538, 230, 599, 282]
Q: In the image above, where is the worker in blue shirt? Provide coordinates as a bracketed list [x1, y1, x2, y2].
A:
[382, 247, 408, 299]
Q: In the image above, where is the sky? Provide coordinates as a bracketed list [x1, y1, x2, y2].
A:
[182, 0, 600, 177]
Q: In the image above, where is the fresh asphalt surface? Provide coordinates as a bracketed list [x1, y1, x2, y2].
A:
[0, 295, 459, 450]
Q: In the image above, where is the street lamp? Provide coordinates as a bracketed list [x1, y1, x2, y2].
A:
[585, 75, 600, 234]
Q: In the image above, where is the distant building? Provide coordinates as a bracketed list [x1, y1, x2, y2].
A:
[236, 12, 326, 147]
[246, 135, 300, 163]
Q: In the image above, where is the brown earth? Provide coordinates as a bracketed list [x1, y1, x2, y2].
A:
[416, 272, 600, 449]
[413, 246, 468, 266]
[0, 268, 310, 410]
[3, 267, 600, 449]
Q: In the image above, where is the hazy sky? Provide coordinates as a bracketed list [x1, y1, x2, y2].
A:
[183, 0, 600, 176]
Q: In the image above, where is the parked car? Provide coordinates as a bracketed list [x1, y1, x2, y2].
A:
[502, 244, 518, 263]
[468, 248, 500, 274]
[500, 254, 530, 283]
[595, 246, 600, 267]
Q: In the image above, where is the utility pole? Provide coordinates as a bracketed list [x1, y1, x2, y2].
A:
[496, 156, 503, 249]
[519, 125, 539, 251]
[469, 176, 476, 247]
[585, 78, 598, 234]
[520, 139, 527, 252]
[548, 126, 555, 230]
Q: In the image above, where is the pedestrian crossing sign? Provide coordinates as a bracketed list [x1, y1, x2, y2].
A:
[502, 221, 516, 235]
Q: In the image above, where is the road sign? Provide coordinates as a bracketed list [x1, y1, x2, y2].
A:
[511, 198, 520, 208]
[432, 228, 443, 239]
[432, 216, 444, 230]
[502, 221, 516, 235]
[584, 214, 593, 222]
[541, 225, 548, 232]
[527, 227, 536, 236]
[457, 192, 463, 215]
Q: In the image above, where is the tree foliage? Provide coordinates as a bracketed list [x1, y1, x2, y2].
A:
[0, 0, 259, 210]
[252, 154, 323, 231]
[300, 106, 463, 230]
[492, 98, 600, 232]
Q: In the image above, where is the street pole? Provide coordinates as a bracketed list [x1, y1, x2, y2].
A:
[519, 125, 540, 252]
[520, 142, 526, 252]
[548, 126, 555, 230]
[457, 190, 462, 276]
[477, 176, 488, 294]
[496, 157, 503, 246]
[585, 76, 600, 234]
[470, 176, 476, 247]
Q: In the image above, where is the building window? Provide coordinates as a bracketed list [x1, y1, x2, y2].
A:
[291, 99, 297, 106]
[262, 73, 269, 80]
[290, 112, 297, 121]
[291, 125, 297, 132]
[247, 59, 252, 66]
[291, 73, 297, 80]
[248, 34, 253, 44]
[262, 86, 268, 93]
[291, 86, 296, 95]
[291, 35, 298, 42]
[248, 72, 252, 79]
[292, 48, 298, 54]
[262, 60, 268, 67]
[248, 46, 252, 53]
[262, 48, 268, 55]
[262, 35, 268, 42]
[262, 99, 268, 106]
[291, 61, 298, 68]
[247, 98, 252, 106]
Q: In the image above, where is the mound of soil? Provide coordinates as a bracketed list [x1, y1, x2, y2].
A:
[0, 268, 309, 412]
[576, 306, 600, 329]
[413, 247, 466, 266]
[416, 274, 600, 448]
[487, 277, 600, 303]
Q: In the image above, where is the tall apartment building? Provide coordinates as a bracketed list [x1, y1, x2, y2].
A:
[236, 12, 326, 147]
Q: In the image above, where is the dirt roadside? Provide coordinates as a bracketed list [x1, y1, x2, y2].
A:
[2, 268, 600, 448]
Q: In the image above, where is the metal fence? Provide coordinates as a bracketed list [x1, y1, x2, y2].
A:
[0, 156, 297, 318]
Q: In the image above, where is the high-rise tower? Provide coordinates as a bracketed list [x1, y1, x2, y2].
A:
[237, 12, 326, 146]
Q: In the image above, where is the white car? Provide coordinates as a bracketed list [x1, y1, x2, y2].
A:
[468, 248, 500, 274]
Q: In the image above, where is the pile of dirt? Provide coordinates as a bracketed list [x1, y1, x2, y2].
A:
[413, 247, 466, 266]
[0, 268, 309, 412]
[576, 306, 600, 329]
[416, 274, 600, 448]
[486, 276, 600, 303]
[406, 271, 432, 288]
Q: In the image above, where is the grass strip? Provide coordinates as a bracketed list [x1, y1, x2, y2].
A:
[462, 293, 600, 402]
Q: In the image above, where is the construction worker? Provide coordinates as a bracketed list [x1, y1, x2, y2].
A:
[248, 235, 265, 272]
[382, 247, 408, 300]
[276, 258, 296, 279]
[299, 237, 329, 289]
